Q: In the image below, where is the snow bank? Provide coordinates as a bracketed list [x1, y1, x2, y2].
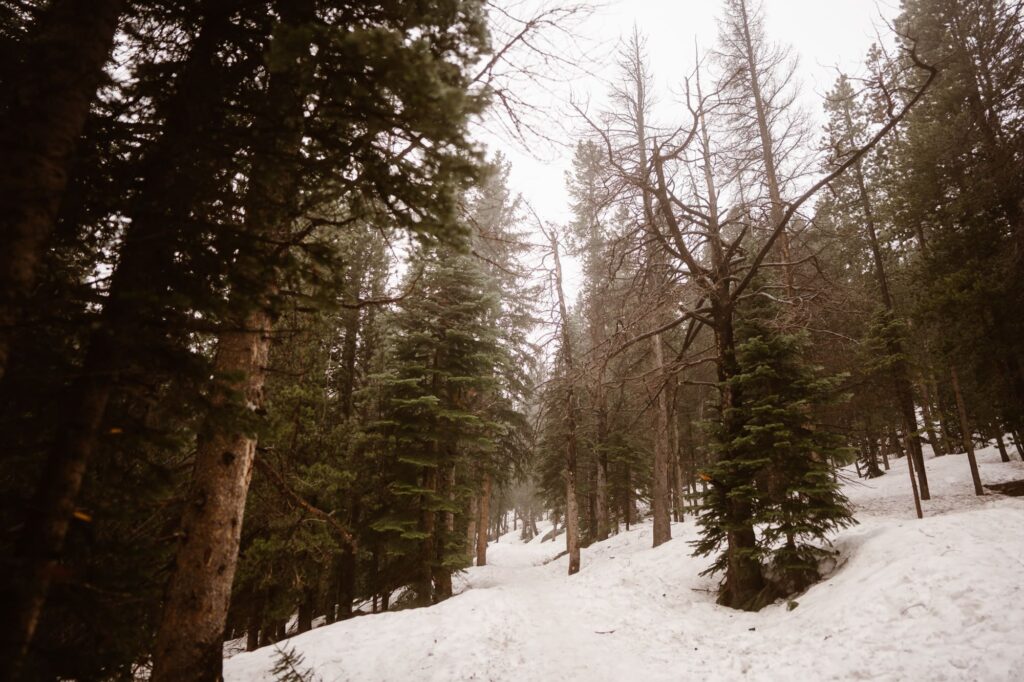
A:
[225, 444, 1024, 681]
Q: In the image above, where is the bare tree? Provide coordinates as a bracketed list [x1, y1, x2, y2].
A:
[577, 26, 935, 608]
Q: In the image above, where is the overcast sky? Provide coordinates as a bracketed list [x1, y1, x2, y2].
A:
[487, 0, 902, 226]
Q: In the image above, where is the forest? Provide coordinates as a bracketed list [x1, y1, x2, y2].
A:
[0, 0, 1022, 680]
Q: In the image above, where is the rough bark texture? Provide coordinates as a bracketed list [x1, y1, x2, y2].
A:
[1, 8, 228, 672]
[150, 4, 312, 678]
[151, 308, 271, 682]
[0, 0, 122, 383]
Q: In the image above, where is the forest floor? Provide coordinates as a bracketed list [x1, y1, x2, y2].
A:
[224, 444, 1024, 681]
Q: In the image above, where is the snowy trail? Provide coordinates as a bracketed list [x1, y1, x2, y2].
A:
[225, 446, 1024, 681]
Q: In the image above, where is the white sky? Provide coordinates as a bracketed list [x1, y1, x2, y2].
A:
[488, 0, 901, 224]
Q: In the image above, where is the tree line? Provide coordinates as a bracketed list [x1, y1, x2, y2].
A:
[0, 0, 1021, 680]
[530, 0, 1022, 610]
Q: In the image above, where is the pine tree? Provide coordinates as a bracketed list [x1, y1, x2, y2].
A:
[695, 304, 855, 604]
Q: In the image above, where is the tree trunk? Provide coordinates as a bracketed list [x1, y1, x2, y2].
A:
[594, 372, 610, 541]
[1, 8, 232, 671]
[151, 308, 272, 681]
[476, 473, 491, 567]
[624, 465, 632, 531]
[0, 0, 123, 383]
[550, 233, 581, 575]
[337, 534, 356, 620]
[866, 433, 884, 478]
[565, 464, 581, 575]
[297, 590, 314, 634]
[1012, 431, 1024, 462]
[993, 430, 1010, 462]
[736, 0, 794, 294]
[950, 366, 984, 496]
[466, 495, 478, 563]
[433, 464, 455, 600]
[902, 431, 924, 520]
[150, 4, 313, 679]
[838, 87, 930, 498]
[245, 592, 263, 652]
[650, 333, 672, 547]
[714, 303, 766, 610]
[416, 467, 437, 606]
[918, 378, 946, 456]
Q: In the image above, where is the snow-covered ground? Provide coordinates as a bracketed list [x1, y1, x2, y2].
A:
[225, 444, 1024, 681]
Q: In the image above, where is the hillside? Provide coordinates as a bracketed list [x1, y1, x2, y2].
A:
[224, 445, 1024, 681]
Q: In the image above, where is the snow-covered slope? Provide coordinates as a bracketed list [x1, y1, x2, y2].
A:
[225, 445, 1024, 681]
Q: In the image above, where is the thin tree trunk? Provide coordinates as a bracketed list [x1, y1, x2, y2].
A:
[918, 380, 945, 456]
[736, 0, 794, 294]
[416, 467, 437, 606]
[0, 0, 123, 383]
[993, 430, 1010, 462]
[950, 366, 983, 496]
[1012, 431, 1024, 462]
[550, 231, 581, 575]
[245, 591, 263, 652]
[930, 375, 957, 454]
[650, 333, 672, 547]
[466, 495, 478, 563]
[903, 432, 924, 520]
[297, 590, 314, 634]
[337, 526, 357, 620]
[476, 473, 491, 567]
[624, 465, 632, 531]
[594, 368, 610, 541]
[866, 432, 883, 477]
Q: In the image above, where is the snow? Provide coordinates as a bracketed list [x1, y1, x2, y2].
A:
[225, 444, 1024, 681]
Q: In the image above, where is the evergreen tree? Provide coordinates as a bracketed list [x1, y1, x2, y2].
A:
[695, 305, 855, 604]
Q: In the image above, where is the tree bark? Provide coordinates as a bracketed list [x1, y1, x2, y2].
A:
[466, 495, 478, 562]
[918, 378, 946, 456]
[950, 366, 983, 496]
[993, 430, 1010, 463]
[297, 590, 314, 634]
[245, 595, 261, 652]
[476, 473, 491, 567]
[550, 231, 581, 575]
[150, 4, 313, 679]
[902, 431, 924, 520]
[650, 333, 672, 547]
[0, 0, 123, 383]
[838, 88, 930, 498]
[1, 8, 232, 672]
[433, 464, 455, 600]
[416, 467, 437, 606]
[735, 0, 794, 294]
[594, 366, 610, 541]
[714, 302, 767, 609]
